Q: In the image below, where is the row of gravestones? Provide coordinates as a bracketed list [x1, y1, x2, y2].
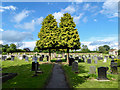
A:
[72, 61, 118, 80]
[1, 54, 49, 62]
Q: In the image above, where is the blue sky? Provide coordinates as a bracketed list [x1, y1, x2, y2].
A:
[0, 1, 119, 50]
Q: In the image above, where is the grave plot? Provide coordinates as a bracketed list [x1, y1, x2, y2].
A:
[62, 55, 118, 88]
[2, 56, 53, 88]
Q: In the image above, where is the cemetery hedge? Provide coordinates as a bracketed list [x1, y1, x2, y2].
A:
[62, 56, 119, 88]
[2, 57, 53, 88]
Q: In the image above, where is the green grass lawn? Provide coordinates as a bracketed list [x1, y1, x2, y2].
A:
[2, 57, 53, 88]
[62, 57, 119, 88]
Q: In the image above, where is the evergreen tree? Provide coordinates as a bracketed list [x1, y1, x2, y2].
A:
[36, 14, 59, 61]
[59, 13, 80, 62]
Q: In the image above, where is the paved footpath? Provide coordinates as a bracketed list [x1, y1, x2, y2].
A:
[46, 63, 69, 88]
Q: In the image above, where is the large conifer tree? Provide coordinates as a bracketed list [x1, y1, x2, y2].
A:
[59, 13, 80, 62]
[36, 14, 58, 61]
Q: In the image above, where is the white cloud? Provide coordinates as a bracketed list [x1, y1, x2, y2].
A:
[83, 17, 88, 23]
[1, 30, 33, 43]
[100, 0, 119, 18]
[19, 41, 36, 51]
[34, 17, 44, 25]
[83, 3, 90, 10]
[0, 5, 16, 12]
[61, 5, 76, 14]
[0, 28, 4, 31]
[73, 13, 84, 24]
[53, 5, 79, 23]
[53, 12, 63, 23]
[13, 10, 31, 23]
[15, 20, 35, 31]
[93, 19, 97, 22]
[15, 17, 43, 31]
[81, 35, 118, 51]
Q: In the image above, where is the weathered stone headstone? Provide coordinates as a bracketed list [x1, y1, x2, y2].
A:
[19, 56, 23, 60]
[94, 59, 97, 64]
[87, 59, 91, 64]
[72, 61, 78, 73]
[103, 57, 107, 62]
[97, 67, 109, 80]
[89, 66, 96, 74]
[111, 66, 118, 74]
[25, 56, 28, 61]
[2, 56, 7, 61]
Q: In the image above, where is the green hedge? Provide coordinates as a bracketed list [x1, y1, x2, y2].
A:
[50, 59, 66, 62]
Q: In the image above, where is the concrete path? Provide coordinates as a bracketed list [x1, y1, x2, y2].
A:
[46, 63, 69, 88]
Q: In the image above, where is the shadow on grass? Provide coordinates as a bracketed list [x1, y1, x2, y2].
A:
[2, 63, 53, 88]
[63, 64, 89, 88]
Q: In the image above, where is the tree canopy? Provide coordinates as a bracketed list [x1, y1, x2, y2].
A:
[36, 14, 59, 49]
[58, 13, 80, 49]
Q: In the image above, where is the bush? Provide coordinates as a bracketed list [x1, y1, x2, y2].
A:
[2, 52, 7, 55]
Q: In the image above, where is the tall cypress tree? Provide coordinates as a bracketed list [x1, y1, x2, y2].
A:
[59, 13, 81, 62]
[36, 14, 58, 61]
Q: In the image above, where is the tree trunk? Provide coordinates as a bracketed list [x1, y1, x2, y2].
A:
[49, 49, 51, 62]
[67, 48, 69, 63]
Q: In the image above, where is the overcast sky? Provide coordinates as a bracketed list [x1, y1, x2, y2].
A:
[0, 0, 119, 51]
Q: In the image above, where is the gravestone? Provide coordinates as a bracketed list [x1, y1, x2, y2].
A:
[110, 62, 118, 74]
[89, 66, 96, 74]
[94, 59, 97, 64]
[25, 56, 28, 61]
[2, 56, 6, 61]
[22, 55, 26, 59]
[32, 62, 39, 71]
[103, 57, 107, 62]
[46, 55, 49, 61]
[111, 66, 118, 74]
[42, 55, 44, 58]
[75, 57, 79, 60]
[32, 56, 38, 71]
[11, 55, 15, 61]
[72, 61, 78, 73]
[65, 55, 67, 59]
[82, 57, 85, 62]
[39, 56, 43, 61]
[69, 58, 74, 66]
[97, 67, 109, 80]
[87, 59, 91, 64]
[19, 56, 23, 60]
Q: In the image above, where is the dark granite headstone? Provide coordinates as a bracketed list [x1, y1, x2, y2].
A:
[42, 55, 44, 58]
[22, 55, 26, 59]
[78, 59, 82, 62]
[97, 67, 109, 80]
[69, 58, 75, 66]
[82, 57, 85, 62]
[46, 56, 49, 61]
[87, 59, 91, 64]
[75, 57, 79, 60]
[32, 62, 39, 71]
[39, 57, 43, 61]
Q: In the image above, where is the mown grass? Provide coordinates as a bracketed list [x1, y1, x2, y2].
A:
[62, 56, 119, 88]
[2, 57, 53, 88]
